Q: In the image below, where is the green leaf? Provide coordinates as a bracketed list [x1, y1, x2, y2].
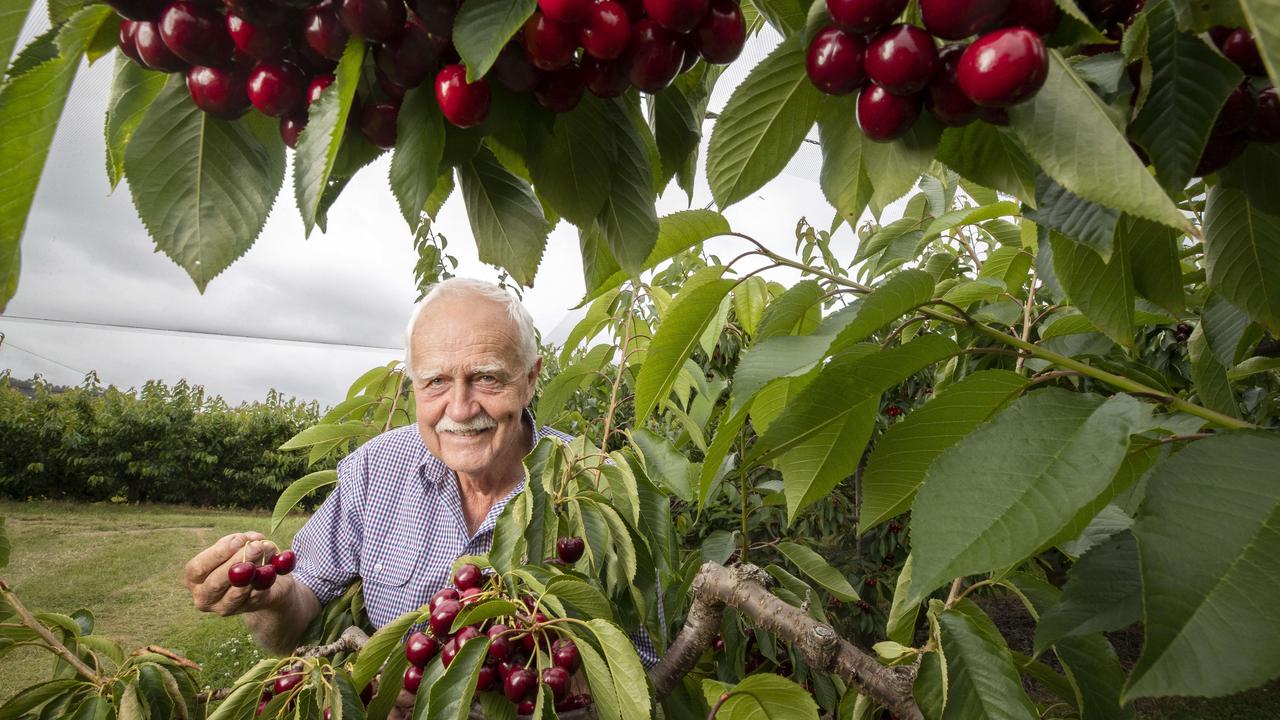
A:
[577, 636, 623, 720]
[136, 664, 174, 718]
[270, 470, 337, 534]
[1239, 0, 1280, 85]
[527, 94, 614, 226]
[67, 695, 109, 720]
[0, 0, 34, 73]
[545, 576, 615, 623]
[701, 674, 820, 719]
[817, 94, 873, 224]
[294, 38, 365, 236]
[459, 146, 549, 286]
[537, 344, 612, 424]
[588, 619, 651, 720]
[1121, 215, 1185, 316]
[1034, 532, 1140, 656]
[116, 682, 145, 720]
[776, 392, 876, 522]
[862, 115, 944, 213]
[426, 636, 489, 720]
[1130, 0, 1243, 190]
[0, 679, 82, 720]
[452, 0, 535, 81]
[1219, 142, 1280, 217]
[751, 335, 960, 466]
[630, 427, 696, 503]
[706, 34, 821, 209]
[597, 99, 658, 274]
[104, 55, 166, 190]
[1126, 432, 1280, 700]
[580, 209, 730, 303]
[390, 85, 445, 229]
[1051, 232, 1136, 347]
[698, 402, 749, 510]
[936, 122, 1037, 205]
[750, 0, 810, 35]
[453, 599, 521, 633]
[909, 390, 1150, 604]
[777, 541, 859, 601]
[655, 64, 721, 197]
[280, 421, 368, 450]
[633, 267, 735, 424]
[1009, 50, 1189, 233]
[206, 661, 277, 720]
[733, 276, 769, 337]
[885, 555, 918, 645]
[862, 370, 1028, 532]
[1187, 323, 1240, 420]
[939, 605, 1038, 720]
[1025, 173, 1120, 261]
[352, 609, 422, 691]
[0, 5, 112, 312]
[1203, 187, 1280, 335]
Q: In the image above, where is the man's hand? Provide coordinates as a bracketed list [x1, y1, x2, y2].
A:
[387, 688, 416, 720]
[185, 532, 287, 616]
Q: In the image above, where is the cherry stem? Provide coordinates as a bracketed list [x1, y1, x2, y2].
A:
[707, 692, 732, 720]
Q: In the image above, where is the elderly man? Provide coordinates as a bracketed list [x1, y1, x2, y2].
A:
[183, 278, 655, 715]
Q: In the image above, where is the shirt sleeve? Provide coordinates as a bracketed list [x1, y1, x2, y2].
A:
[290, 449, 367, 605]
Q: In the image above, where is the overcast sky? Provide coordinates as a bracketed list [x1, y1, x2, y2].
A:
[0, 7, 866, 407]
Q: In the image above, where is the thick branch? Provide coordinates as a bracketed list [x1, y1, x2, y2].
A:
[650, 563, 923, 720]
[0, 576, 104, 684]
[296, 626, 370, 658]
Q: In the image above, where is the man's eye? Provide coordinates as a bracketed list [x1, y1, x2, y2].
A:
[426, 378, 445, 387]
[478, 375, 497, 383]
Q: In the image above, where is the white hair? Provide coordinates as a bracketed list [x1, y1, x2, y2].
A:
[403, 278, 539, 381]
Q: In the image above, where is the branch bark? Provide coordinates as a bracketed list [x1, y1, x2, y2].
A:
[650, 563, 923, 720]
[0, 575, 104, 684]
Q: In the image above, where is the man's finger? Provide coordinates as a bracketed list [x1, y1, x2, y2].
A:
[184, 533, 252, 588]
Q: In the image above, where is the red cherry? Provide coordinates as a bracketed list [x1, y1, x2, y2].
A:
[999, 0, 1061, 35]
[279, 115, 306, 147]
[251, 564, 277, 590]
[405, 631, 440, 666]
[497, 657, 522, 681]
[493, 43, 539, 93]
[927, 43, 978, 126]
[186, 65, 251, 118]
[440, 637, 460, 667]
[643, 0, 709, 34]
[270, 550, 297, 575]
[504, 667, 538, 702]
[550, 638, 581, 672]
[539, 0, 593, 24]
[304, 0, 350, 60]
[435, 64, 491, 128]
[541, 667, 570, 703]
[626, 17, 683, 92]
[159, 1, 232, 67]
[1221, 29, 1265, 76]
[516, 700, 536, 716]
[452, 563, 483, 590]
[694, 0, 744, 64]
[404, 664, 424, 694]
[119, 20, 144, 65]
[536, 65, 586, 112]
[306, 74, 334, 105]
[410, 0, 459, 37]
[524, 12, 577, 70]
[920, 0, 1010, 41]
[956, 27, 1048, 107]
[824, 0, 906, 36]
[429, 598, 463, 637]
[340, 0, 407, 42]
[806, 26, 866, 96]
[375, 14, 448, 88]
[105, 0, 167, 21]
[555, 536, 586, 563]
[582, 55, 630, 96]
[1212, 83, 1256, 137]
[227, 14, 288, 61]
[228, 561, 256, 587]
[248, 61, 307, 117]
[429, 587, 460, 610]
[273, 671, 303, 695]
[857, 84, 921, 141]
[360, 100, 400, 148]
[487, 625, 514, 660]
[476, 665, 496, 691]
[134, 20, 188, 72]
[459, 586, 484, 605]
[580, 0, 631, 60]
[866, 24, 938, 96]
[224, 0, 290, 26]
[1248, 86, 1280, 143]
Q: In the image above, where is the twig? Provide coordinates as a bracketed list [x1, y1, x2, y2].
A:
[0, 576, 104, 684]
[132, 645, 202, 671]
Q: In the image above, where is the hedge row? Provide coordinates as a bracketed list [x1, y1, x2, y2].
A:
[0, 374, 332, 509]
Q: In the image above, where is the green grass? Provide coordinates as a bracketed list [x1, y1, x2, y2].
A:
[0, 500, 308, 702]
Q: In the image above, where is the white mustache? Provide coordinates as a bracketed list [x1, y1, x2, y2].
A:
[436, 414, 497, 434]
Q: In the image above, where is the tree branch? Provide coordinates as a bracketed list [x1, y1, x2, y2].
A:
[0, 576, 104, 684]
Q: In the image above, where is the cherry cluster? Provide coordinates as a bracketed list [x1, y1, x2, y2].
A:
[806, 0, 1057, 142]
[404, 551, 590, 715]
[1195, 26, 1278, 175]
[107, 0, 746, 153]
[228, 548, 296, 590]
[257, 664, 375, 717]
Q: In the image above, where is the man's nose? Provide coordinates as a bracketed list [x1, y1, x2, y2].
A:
[445, 382, 479, 421]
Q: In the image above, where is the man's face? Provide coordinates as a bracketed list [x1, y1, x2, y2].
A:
[409, 293, 540, 481]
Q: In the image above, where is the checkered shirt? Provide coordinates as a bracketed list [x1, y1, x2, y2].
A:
[290, 411, 660, 668]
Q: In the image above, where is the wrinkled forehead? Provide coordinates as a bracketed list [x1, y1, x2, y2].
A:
[410, 298, 527, 377]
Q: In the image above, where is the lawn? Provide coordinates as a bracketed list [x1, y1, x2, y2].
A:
[0, 500, 1276, 718]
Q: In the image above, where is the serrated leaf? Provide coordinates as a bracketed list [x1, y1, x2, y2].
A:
[425, 637, 488, 720]
[537, 343, 612, 424]
[733, 276, 769, 337]
[580, 209, 731, 303]
[885, 555, 918, 645]
[0, 679, 83, 720]
[817, 94, 873, 224]
[1051, 232, 1136, 347]
[1009, 50, 1189, 233]
[1025, 173, 1120, 260]
[597, 99, 658, 273]
[698, 402, 749, 510]
[1204, 187, 1280, 335]
[777, 541, 859, 601]
[1187, 323, 1240, 419]
[863, 115, 944, 213]
[545, 576, 615, 622]
[390, 85, 445, 229]
[1121, 215, 1185, 315]
[452, 0, 535, 80]
[577, 635, 623, 720]
[1239, 0, 1280, 85]
[909, 390, 1150, 604]
[861, 370, 1028, 531]
[1219, 142, 1280, 217]
[280, 422, 368, 450]
[1034, 532, 1140, 656]
[527, 94, 614, 226]
[104, 55, 166, 189]
[206, 660, 277, 720]
[352, 608, 421, 691]
[294, 38, 364, 235]
[630, 427, 696, 503]
[776, 394, 877, 522]
[1130, 0, 1243, 190]
[702, 674, 819, 719]
[459, 145, 548, 286]
[936, 122, 1037, 206]
[0, 0, 34, 73]
[588, 619, 651, 720]
[938, 607, 1038, 720]
[1126, 432, 1280, 700]
[706, 34, 821, 209]
[633, 267, 734, 424]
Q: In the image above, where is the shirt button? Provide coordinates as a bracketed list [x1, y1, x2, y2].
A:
[374, 562, 383, 573]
